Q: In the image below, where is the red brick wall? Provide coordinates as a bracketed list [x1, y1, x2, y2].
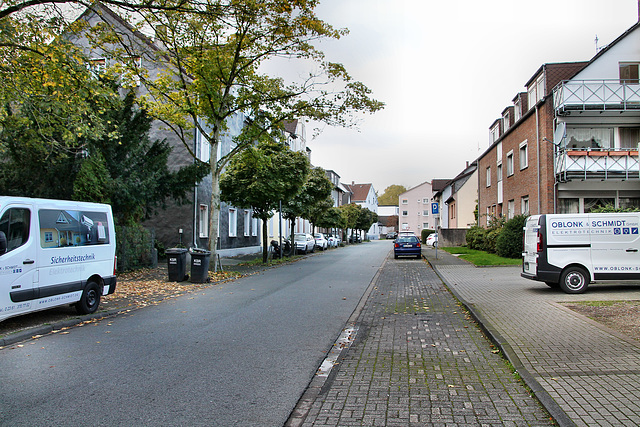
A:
[478, 99, 556, 227]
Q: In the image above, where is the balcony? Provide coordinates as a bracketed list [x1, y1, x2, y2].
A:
[554, 80, 640, 115]
[555, 148, 639, 181]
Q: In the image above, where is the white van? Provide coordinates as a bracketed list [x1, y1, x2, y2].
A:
[522, 213, 640, 293]
[0, 197, 117, 322]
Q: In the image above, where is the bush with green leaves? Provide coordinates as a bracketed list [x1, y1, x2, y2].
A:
[465, 226, 486, 250]
[496, 215, 527, 258]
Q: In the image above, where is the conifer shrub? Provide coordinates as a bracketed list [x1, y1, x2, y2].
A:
[496, 215, 528, 258]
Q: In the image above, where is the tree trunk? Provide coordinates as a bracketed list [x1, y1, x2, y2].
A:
[262, 218, 269, 263]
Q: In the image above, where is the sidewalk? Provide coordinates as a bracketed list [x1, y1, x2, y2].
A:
[424, 247, 640, 427]
[289, 251, 554, 426]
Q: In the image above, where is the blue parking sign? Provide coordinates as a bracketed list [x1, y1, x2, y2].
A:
[431, 202, 439, 215]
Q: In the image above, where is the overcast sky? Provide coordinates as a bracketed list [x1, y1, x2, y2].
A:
[302, 0, 639, 194]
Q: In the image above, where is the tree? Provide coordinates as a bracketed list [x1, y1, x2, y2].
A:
[378, 185, 407, 206]
[316, 206, 345, 238]
[282, 166, 332, 251]
[84, 0, 384, 262]
[339, 203, 361, 243]
[0, 85, 207, 225]
[77, 90, 209, 224]
[355, 207, 378, 241]
[220, 141, 310, 263]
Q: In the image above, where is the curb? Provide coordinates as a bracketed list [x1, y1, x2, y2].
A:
[427, 259, 576, 427]
[285, 255, 388, 427]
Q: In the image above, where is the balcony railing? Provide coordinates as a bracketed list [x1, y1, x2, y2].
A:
[554, 80, 640, 114]
[555, 148, 639, 181]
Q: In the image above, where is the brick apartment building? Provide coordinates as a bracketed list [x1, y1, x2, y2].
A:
[478, 21, 640, 226]
[478, 62, 587, 226]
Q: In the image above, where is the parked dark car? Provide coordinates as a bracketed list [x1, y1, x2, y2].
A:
[386, 231, 397, 240]
[394, 235, 422, 259]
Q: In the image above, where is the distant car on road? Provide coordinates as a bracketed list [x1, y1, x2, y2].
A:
[314, 233, 328, 251]
[386, 231, 397, 240]
[294, 233, 315, 254]
[327, 234, 341, 247]
[394, 235, 422, 259]
[426, 233, 438, 247]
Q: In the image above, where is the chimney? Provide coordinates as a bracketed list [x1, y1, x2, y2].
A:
[352, 181, 355, 185]
[466, 161, 469, 168]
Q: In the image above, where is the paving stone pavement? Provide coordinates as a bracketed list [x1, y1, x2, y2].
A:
[291, 253, 554, 426]
[425, 248, 640, 427]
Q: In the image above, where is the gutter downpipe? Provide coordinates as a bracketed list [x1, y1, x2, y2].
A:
[193, 121, 199, 249]
[536, 103, 541, 214]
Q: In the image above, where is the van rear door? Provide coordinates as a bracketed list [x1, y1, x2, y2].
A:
[0, 203, 37, 318]
[589, 213, 640, 280]
[522, 215, 540, 277]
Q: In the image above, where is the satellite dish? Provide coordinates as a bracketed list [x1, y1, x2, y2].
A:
[553, 122, 566, 147]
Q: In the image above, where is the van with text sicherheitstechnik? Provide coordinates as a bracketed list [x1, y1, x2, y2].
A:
[0, 197, 117, 322]
[522, 212, 640, 294]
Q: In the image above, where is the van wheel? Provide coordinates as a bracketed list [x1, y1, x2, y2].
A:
[560, 267, 589, 294]
[76, 281, 101, 314]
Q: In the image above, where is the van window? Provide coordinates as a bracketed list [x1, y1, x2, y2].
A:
[0, 208, 31, 253]
[38, 209, 110, 248]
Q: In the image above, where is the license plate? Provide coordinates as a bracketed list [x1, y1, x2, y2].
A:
[403, 244, 413, 247]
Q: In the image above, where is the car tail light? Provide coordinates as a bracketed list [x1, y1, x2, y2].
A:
[417, 242, 421, 248]
[394, 243, 399, 248]
[114, 256, 118, 275]
[536, 231, 543, 253]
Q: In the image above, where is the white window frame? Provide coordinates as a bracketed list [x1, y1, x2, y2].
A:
[506, 151, 514, 176]
[402, 210, 408, 216]
[402, 199, 408, 204]
[521, 196, 530, 215]
[229, 208, 237, 237]
[252, 215, 258, 237]
[486, 166, 491, 187]
[199, 204, 209, 238]
[519, 140, 528, 170]
[244, 210, 251, 236]
[508, 199, 515, 219]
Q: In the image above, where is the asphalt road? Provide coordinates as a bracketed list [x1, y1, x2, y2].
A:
[0, 241, 390, 426]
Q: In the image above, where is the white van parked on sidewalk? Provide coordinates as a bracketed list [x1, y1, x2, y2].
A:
[522, 213, 640, 293]
[0, 197, 117, 322]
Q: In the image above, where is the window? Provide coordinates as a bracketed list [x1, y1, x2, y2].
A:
[528, 74, 545, 109]
[497, 164, 503, 182]
[0, 208, 31, 253]
[490, 124, 500, 143]
[401, 223, 409, 230]
[558, 198, 578, 214]
[423, 198, 429, 204]
[496, 142, 502, 162]
[620, 128, 640, 149]
[514, 98, 522, 122]
[423, 210, 429, 216]
[486, 167, 491, 187]
[620, 62, 639, 84]
[252, 215, 258, 237]
[449, 202, 456, 220]
[423, 223, 429, 229]
[228, 208, 237, 237]
[244, 210, 251, 236]
[401, 199, 408, 204]
[521, 196, 530, 215]
[503, 112, 510, 132]
[507, 200, 515, 219]
[506, 151, 514, 176]
[199, 204, 209, 238]
[44, 231, 53, 242]
[402, 210, 408, 216]
[566, 127, 614, 150]
[198, 130, 210, 162]
[519, 141, 528, 169]
[89, 58, 107, 77]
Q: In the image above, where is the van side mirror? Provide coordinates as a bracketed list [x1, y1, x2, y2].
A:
[0, 231, 6, 255]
